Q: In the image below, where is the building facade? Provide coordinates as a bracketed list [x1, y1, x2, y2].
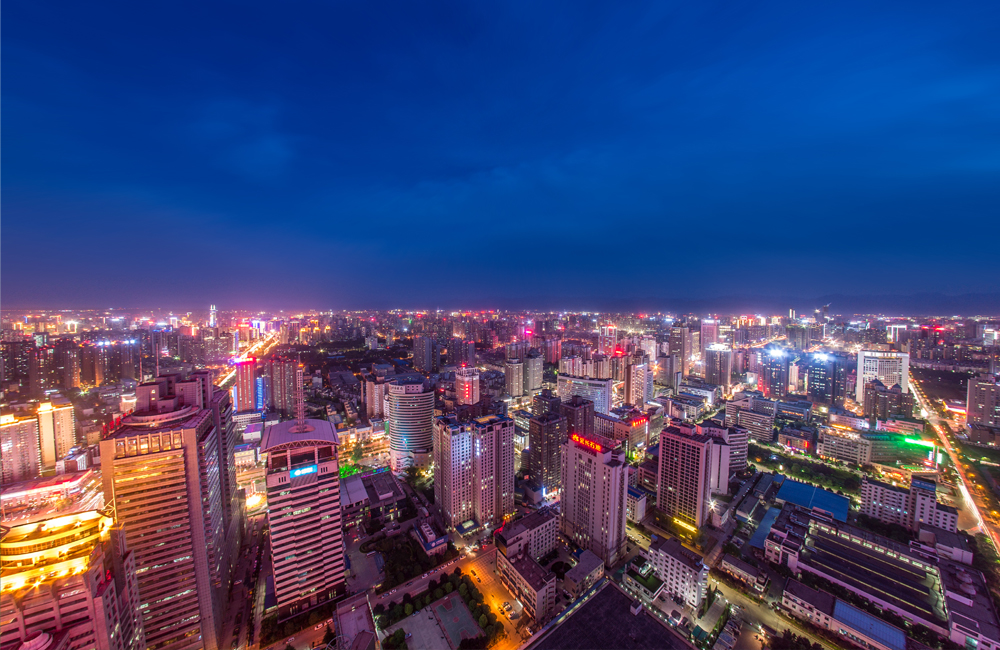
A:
[559, 433, 628, 566]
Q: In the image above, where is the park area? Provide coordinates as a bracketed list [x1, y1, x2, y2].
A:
[380, 591, 483, 650]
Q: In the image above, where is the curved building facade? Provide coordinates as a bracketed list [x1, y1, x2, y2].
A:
[385, 379, 434, 471]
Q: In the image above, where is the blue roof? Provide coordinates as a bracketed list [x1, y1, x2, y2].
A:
[833, 601, 906, 650]
[627, 487, 646, 499]
[749, 507, 781, 549]
[775, 478, 849, 522]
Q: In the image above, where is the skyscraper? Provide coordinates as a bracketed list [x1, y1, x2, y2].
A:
[386, 378, 434, 471]
[700, 320, 719, 355]
[36, 398, 76, 469]
[261, 415, 345, 618]
[624, 361, 648, 407]
[234, 357, 258, 412]
[560, 395, 595, 437]
[505, 359, 524, 398]
[528, 412, 567, 494]
[560, 432, 628, 566]
[761, 349, 789, 399]
[704, 344, 733, 391]
[268, 357, 298, 417]
[524, 351, 544, 393]
[455, 365, 480, 406]
[966, 374, 999, 428]
[669, 326, 692, 376]
[856, 350, 909, 403]
[413, 335, 436, 373]
[0, 510, 146, 650]
[657, 426, 713, 529]
[1, 413, 41, 483]
[806, 352, 847, 407]
[433, 415, 516, 531]
[556, 375, 613, 415]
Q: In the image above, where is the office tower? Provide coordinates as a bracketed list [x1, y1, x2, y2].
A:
[261, 415, 345, 618]
[967, 374, 1000, 428]
[785, 324, 809, 351]
[669, 326, 692, 376]
[101, 389, 234, 650]
[806, 353, 846, 407]
[761, 349, 789, 399]
[256, 375, 268, 410]
[451, 338, 476, 367]
[268, 357, 298, 416]
[657, 426, 713, 529]
[560, 432, 628, 566]
[36, 398, 76, 469]
[455, 366, 480, 406]
[234, 357, 257, 412]
[525, 351, 543, 392]
[1, 413, 41, 483]
[561, 395, 595, 437]
[856, 350, 909, 403]
[413, 335, 437, 373]
[0, 510, 146, 650]
[556, 375, 613, 415]
[433, 415, 515, 531]
[528, 412, 567, 493]
[704, 344, 733, 391]
[505, 359, 524, 398]
[700, 320, 718, 355]
[624, 361, 648, 407]
[532, 388, 562, 417]
[862, 380, 915, 419]
[385, 378, 434, 471]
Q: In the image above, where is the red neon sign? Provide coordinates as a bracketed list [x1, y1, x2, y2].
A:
[571, 434, 603, 453]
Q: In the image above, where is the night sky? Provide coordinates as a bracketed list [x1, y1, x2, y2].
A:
[3, 2, 999, 311]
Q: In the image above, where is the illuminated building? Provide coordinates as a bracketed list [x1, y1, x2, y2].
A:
[451, 338, 476, 367]
[54, 341, 81, 389]
[806, 352, 847, 407]
[669, 326, 692, 376]
[855, 350, 909, 403]
[528, 412, 566, 494]
[385, 378, 434, 471]
[524, 351, 543, 393]
[363, 372, 388, 418]
[234, 357, 257, 412]
[786, 324, 809, 351]
[100, 371, 238, 650]
[455, 366, 480, 406]
[531, 389, 561, 417]
[560, 395, 594, 437]
[645, 536, 709, 609]
[761, 348, 789, 398]
[505, 359, 524, 397]
[1, 414, 41, 484]
[559, 432, 628, 566]
[700, 319, 718, 355]
[967, 374, 1000, 428]
[862, 380, 915, 420]
[623, 361, 648, 407]
[432, 414, 515, 531]
[261, 416, 345, 619]
[657, 426, 713, 529]
[704, 344, 733, 391]
[594, 408, 649, 456]
[860, 477, 958, 533]
[267, 357, 298, 417]
[556, 374, 613, 415]
[495, 510, 558, 623]
[0, 510, 145, 650]
[36, 398, 76, 470]
[412, 335, 437, 373]
[598, 325, 618, 355]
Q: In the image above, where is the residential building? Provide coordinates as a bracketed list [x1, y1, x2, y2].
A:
[626, 487, 647, 523]
[1, 413, 41, 484]
[862, 380, 914, 420]
[528, 412, 567, 494]
[560, 395, 595, 437]
[563, 550, 605, 600]
[455, 366, 480, 406]
[36, 398, 76, 470]
[495, 510, 558, 623]
[560, 432, 628, 566]
[967, 374, 1000, 428]
[525, 352, 543, 393]
[704, 344, 733, 391]
[657, 426, 713, 529]
[698, 420, 749, 472]
[494, 509, 558, 561]
[506, 359, 525, 398]
[644, 536, 709, 608]
[234, 357, 257, 412]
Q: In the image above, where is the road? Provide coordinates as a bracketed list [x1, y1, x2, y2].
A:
[712, 581, 838, 650]
[222, 513, 267, 650]
[909, 373, 999, 550]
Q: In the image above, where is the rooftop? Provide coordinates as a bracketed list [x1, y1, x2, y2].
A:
[774, 478, 849, 522]
[784, 578, 835, 615]
[261, 417, 339, 451]
[497, 509, 556, 545]
[509, 553, 555, 591]
[528, 582, 689, 650]
[565, 550, 604, 583]
[833, 600, 906, 650]
[648, 536, 704, 571]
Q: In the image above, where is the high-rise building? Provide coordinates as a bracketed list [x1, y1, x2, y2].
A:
[55, 341, 82, 389]
[234, 357, 258, 412]
[433, 415, 515, 531]
[413, 335, 437, 373]
[761, 349, 790, 399]
[532, 388, 562, 417]
[385, 378, 434, 471]
[455, 366, 480, 406]
[862, 380, 915, 420]
[261, 416, 345, 618]
[806, 352, 847, 407]
[967, 374, 1000, 428]
[560, 395, 595, 437]
[505, 359, 524, 398]
[556, 375, 613, 415]
[363, 373, 388, 418]
[0, 510, 146, 650]
[704, 345, 733, 391]
[528, 412, 567, 494]
[100, 377, 236, 650]
[524, 352, 543, 393]
[1, 413, 41, 483]
[268, 357, 298, 417]
[560, 432, 628, 566]
[700, 320, 719, 355]
[785, 324, 809, 351]
[669, 327, 692, 376]
[36, 398, 76, 469]
[697, 421, 749, 473]
[657, 426, 713, 529]
[624, 361, 648, 407]
[451, 338, 476, 367]
[856, 350, 909, 403]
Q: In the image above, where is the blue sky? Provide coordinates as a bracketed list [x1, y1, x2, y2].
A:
[3, 1, 998, 310]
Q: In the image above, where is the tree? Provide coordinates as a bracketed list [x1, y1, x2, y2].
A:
[458, 583, 467, 596]
[454, 567, 463, 576]
[392, 604, 404, 620]
[374, 603, 386, 615]
[435, 588, 444, 600]
[479, 614, 488, 629]
[323, 625, 335, 645]
[404, 603, 414, 616]
[445, 582, 454, 594]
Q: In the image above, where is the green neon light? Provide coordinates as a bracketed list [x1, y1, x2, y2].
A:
[904, 438, 936, 448]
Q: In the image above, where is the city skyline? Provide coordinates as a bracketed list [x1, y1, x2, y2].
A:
[4, 2, 999, 308]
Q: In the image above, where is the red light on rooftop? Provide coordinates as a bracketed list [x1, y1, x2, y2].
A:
[571, 433, 603, 453]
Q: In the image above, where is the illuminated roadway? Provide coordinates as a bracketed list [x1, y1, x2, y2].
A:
[217, 332, 281, 388]
[909, 372, 998, 550]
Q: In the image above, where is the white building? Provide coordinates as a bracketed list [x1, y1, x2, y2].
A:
[856, 350, 909, 403]
[698, 421, 749, 473]
[433, 415, 515, 531]
[560, 433, 628, 566]
[506, 359, 525, 398]
[556, 374, 614, 415]
[645, 536, 709, 609]
[385, 378, 434, 471]
[525, 354, 543, 393]
[860, 477, 958, 533]
[36, 399, 76, 470]
[455, 366, 480, 406]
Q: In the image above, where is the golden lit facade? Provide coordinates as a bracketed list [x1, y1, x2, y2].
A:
[0, 510, 145, 650]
